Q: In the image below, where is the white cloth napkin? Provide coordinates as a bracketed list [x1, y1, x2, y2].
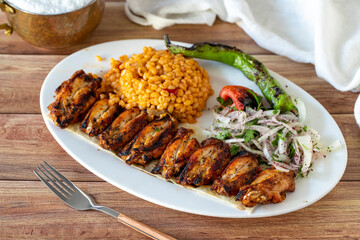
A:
[126, 0, 360, 126]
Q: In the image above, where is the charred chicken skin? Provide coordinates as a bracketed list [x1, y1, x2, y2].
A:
[177, 138, 231, 187]
[80, 98, 121, 137]
[119, 115, 178, 166]
[236, 167, 295, 207]
[152, 128, 200, 179]
[48, 70, 102, 128]
[211, 152, 261, 196]
[98, 108, 148, 150]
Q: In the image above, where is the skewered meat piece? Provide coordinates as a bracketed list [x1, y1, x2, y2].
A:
[177, 138, 231, 187]
[80, 98, 121, 137]
[98, 108, 148, 150]
[236, 167, 295, 207]
[152, 128, 200, 179]
[48, 70, 102, 128]
[119, 115, 178, 166]
[211, 152, 261, 196]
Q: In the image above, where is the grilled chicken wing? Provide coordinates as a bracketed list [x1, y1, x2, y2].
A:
[119, 115, 178, 166]
[151, 128, 200, 179]
[80, 98, 121, 137]
[236, 167, 295, 207]
[211, 152, 261, 196]
[98, 108, 148, 150]
[48, 70, 102, 128]
[177, 138, 231, 187]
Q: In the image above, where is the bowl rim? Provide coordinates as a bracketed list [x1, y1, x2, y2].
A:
[4, 0, 99, 16]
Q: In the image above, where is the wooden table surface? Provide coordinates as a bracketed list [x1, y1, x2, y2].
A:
[1, 1, 359, 239]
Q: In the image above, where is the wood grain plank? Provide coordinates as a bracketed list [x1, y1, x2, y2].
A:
[0, 54, 357, 114]
[0, 181, 359, 239]
[0, 2, 270, 55]
[0, 55, 65, 114]
[0, 114, 358, 181]
[0, 114, 101, 181]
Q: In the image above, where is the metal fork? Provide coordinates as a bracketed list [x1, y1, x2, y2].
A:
[34, 161, 176, 240]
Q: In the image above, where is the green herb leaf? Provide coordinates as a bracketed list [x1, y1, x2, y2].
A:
[288, 142, 295, 158]
[286, 131, 292, 138]
[272, 154, 285, 163]
[245, 118, 259, 126]
[154, 127, 159, 131]
[277, 132, 286, 141]
[271, 137, 279, 147]
[243, 129, 257, 143]
[297, 166, 305, 178]
[216, 97, 233, 107]
[271, 131, 285, 147]
[235, 128, 258, 143]
[247, 89, 263, 110]
[230, 145, 240, 155]
[215, 129, 232, 140]
[302, 144, 309, 150]
[303, 126, 308, 131]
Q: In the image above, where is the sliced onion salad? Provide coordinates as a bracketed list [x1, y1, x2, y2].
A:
[210, 99, 335, 177]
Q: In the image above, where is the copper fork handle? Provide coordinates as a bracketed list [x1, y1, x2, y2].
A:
[118, 213, 176, 240]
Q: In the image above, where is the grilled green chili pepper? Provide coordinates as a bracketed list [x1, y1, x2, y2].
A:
[164, 34, 298, 115]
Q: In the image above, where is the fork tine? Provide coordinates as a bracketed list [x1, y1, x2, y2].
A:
[34, 169, 68, 201]
[43, 161, 77, 191]
[37, 167, 72, 198]
[40, 163, 74, 193]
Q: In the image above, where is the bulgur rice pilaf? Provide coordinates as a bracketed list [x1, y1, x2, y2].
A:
[103, 46, 213, 123]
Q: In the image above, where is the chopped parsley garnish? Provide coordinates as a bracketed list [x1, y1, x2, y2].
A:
[215, 129, 232, 140]
[302, 144, 309, 150]
[277, 132, 286, 141]
[216, 97, 233, 107]
[247, 89, 263, 110]
[235, 129, 258, 143]
[245, 118, 259, 126]
[243, 129, 257, 143]
[154, 127, 159, 131]
[271, 138, 279, 148]
[288, 142, 295, 158]
[230, 145, 240, 155]
[272, 154, 285, 163]
[297, 166, 304, 178]
[271, 131, 286, 147]
[286, 131, 292, 138]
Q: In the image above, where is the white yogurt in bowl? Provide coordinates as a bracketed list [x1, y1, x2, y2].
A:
[6, 0, 94, 15]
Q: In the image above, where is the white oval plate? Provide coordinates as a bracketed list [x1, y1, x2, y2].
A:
[40, 39, 347, 218]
